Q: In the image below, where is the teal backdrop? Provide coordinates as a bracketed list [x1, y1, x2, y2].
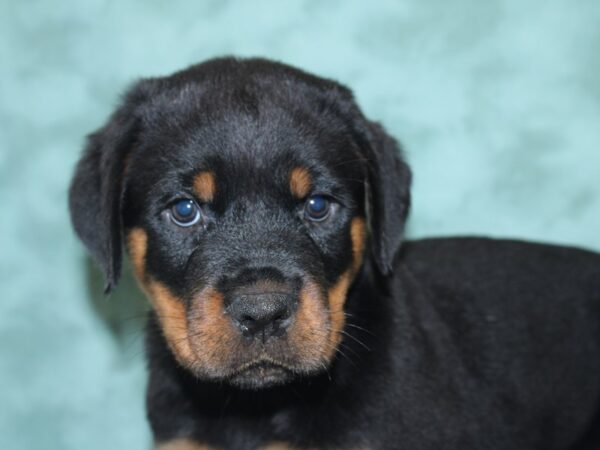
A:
[1, 1, 599, 449]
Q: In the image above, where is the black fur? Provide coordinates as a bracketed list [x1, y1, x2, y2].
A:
[69, 57, 600, 449]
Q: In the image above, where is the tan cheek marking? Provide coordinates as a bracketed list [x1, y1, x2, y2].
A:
[126, 228, 235, 374]
[147, 281, 197, 368]
[289, 280, 329, 363]
[350, 217, 366, 272]
[126, 228, 195, 368]
[188, 287, 236, 370]
[193, 171, 216, 202]
[327, 217, 366, 356]
[327, 270, 353, 356]
[289, 217, 367, 362]
[156, 439, 221, 450]
[127, 228, 148, 281]
[289, 167, 312, 199]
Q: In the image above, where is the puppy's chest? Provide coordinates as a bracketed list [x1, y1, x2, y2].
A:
[157, 440, 369, 450]
[158, 408, 371, 450]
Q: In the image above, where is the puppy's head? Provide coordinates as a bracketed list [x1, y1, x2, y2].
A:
[69, 58, 410, 389]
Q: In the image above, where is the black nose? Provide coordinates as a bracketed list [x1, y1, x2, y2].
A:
[227, 292, 295, 340]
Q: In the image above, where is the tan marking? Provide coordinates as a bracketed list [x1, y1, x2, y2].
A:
[126, 230, 195, 368]
[289, 167, 312, 199]
[193, 171, 216, 202]
[188, 287, 238, 373]
[126, 227, 235, 373]
[289, 280, 329, 366]
[148, 281, 196, 368]
[327, 217, 366, 357]
[326, 270, 353, 356]
[126, 231, 235, 375]
[125, 216, 367, 378]
[288, 217, 367, 363]
[146, 283, 237, 374]
[127, 228, 148, 281]
[156, 439, 220, 450]
[350, 217, 366, 272]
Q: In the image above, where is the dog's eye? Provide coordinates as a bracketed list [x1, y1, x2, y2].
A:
[170, 199, 201, 227]
[304, 195, 331, 222]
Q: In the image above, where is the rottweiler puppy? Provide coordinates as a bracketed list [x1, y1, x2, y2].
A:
[69, 57, 600, 450]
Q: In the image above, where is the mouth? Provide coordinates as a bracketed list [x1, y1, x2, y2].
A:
[228, 358, 296, 390]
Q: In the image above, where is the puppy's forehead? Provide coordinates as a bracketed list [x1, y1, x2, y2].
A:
[179, 125, 334, 201]
[133, 86, 363, 195]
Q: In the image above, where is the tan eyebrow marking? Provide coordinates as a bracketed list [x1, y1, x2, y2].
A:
[289, 167, 312, 199]
[193, 171, 216, 202]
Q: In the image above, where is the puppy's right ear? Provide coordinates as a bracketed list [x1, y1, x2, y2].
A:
[69, 83, 147, 293]
[359, 121, 412, 276]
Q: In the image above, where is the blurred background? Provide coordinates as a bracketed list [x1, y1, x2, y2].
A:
[1, 0, 599, 448]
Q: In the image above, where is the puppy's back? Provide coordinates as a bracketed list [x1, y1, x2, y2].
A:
[399, 237, 600, 447]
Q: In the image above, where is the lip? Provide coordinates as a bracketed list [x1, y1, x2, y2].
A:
[228, 359, 295, 389]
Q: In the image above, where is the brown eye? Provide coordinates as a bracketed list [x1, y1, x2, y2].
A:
[170, 199, 201, 227]
[304, 195, 331, 221]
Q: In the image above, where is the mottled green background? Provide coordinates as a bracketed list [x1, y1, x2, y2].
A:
[1, 1, 599, 449]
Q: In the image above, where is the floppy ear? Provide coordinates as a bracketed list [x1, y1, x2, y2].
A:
[69, 87, 145, 293]
[362, 121, 412, 275]
[319, 85, 412, 275]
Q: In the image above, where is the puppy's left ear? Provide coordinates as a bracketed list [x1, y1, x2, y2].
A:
[323, 85, 411, 275]
[360, 121, 412, 276]
[69, 83, 147, 293]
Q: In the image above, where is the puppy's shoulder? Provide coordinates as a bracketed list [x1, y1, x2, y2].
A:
[402, 236, 600, 275]
[398, 237, 600, 305]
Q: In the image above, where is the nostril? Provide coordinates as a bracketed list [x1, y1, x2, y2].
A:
[239, 316, 255, 330]
[226, 292, 296, 339]
[272, 306, 287, 319]
[240, 314, 255, 324]
[273, 313, 284, 322]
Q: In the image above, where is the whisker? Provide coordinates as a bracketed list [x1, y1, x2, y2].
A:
[336, 340, 361, 360]
[340, 330, 371, 352]
[318, 360, 332, 382]
[344, 323, 375, 337]
[331, 345, 357, 368]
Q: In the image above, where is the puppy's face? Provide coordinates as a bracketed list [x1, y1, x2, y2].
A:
[70, 58, 410, 389]
[125, 97, 367, 388]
